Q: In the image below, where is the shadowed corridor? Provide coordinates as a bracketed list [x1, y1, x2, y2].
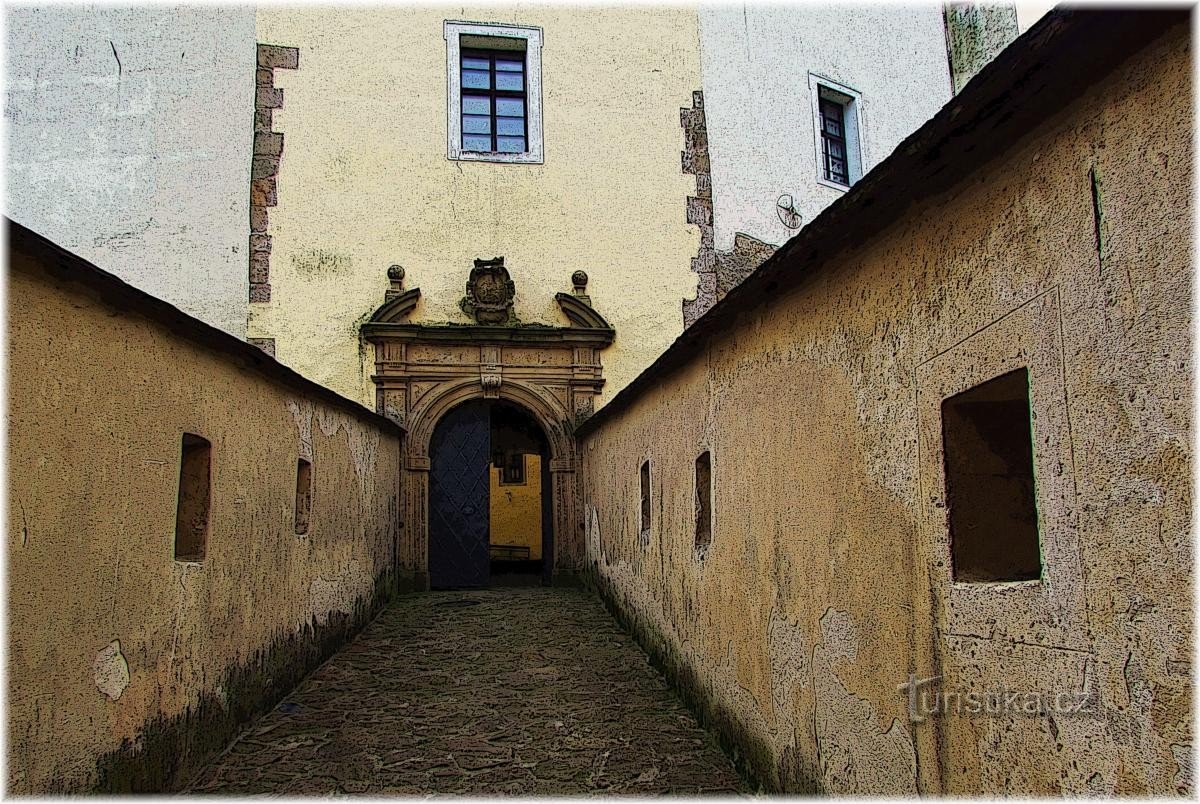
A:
[186, 587, 748, 795]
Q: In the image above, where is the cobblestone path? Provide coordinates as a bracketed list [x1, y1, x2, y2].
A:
[187, 587, 748, 795]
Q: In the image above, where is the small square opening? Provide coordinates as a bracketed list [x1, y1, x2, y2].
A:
[639, 459, 651, 539]
[694, 451, 712, 554]
[294, 458, 312, 536]
[941, 368, 1042, 582]
[174, 433, 211, 562]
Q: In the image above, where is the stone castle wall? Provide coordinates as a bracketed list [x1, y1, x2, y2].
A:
[4, 7, 256, 338]
[6, 223, 404, 793]
[577, 18, 1192, 795]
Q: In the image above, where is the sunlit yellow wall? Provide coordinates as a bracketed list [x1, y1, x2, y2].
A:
[251, 7, 702, 408]
[489, 455, 542, 560]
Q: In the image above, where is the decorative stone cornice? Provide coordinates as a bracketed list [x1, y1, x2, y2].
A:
[370, 288, 422, 324]
[555, 292, 612, 331]
[362, 321, 614, 347]
[362, 263, 614, 347]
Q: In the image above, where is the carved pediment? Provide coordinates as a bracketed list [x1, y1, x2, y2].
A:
[555, 292, 612, 330]
[362, 264, 613, 348]
[370, 287, 421, 323]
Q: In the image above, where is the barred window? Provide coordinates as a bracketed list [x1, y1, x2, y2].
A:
[819, 96, 849, 185]
[809, 75, 863, 189]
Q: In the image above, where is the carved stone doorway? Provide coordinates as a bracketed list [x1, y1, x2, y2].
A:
[427, 399, 554, 589]
[362, 261, 614, 590]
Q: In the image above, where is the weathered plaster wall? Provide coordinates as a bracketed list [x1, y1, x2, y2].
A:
[697, 5, 951, 252]
[944, 2, 1021, 94]
[248, 6, 701, 408]
[490, 457, 543, 560]
[7, 240, 403, 793]
[4, 6, 255, 338]
[580, 22, 1191, 795]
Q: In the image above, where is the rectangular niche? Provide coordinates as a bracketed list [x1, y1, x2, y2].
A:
[941, 367, 1041, 583]
[174, 433, 212, 562]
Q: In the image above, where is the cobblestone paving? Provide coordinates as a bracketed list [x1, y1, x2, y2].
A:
[187, 587, 748, 796]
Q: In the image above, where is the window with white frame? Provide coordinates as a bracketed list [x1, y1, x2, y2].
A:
[808, 74, 864, 189]
[444, 21, 543, 164]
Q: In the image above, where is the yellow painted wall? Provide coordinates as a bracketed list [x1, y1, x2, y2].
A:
[579, 23, 1192, 796]
[7, 236, 402, 793]
[489, 455, 542, 560]
[251, 7, 702, 409]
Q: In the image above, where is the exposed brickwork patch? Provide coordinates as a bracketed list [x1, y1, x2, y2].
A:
[681, 91, 716, 329]
[680, 90, 775, 328]
[249, 43, 299, 304]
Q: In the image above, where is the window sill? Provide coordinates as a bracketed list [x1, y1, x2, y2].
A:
[817, 177, 852, 192]
[450, 149, 543, 165]
[950, 578, 1043, 591]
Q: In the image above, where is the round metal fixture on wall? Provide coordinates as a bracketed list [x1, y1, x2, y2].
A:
[776, 193, 803, 229]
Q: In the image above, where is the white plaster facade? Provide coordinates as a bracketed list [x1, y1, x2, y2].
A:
[5, 6, 256, 338]
[698, 5, 953, 251]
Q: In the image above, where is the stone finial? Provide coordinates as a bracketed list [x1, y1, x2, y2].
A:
[385, 264, 405, 300]
[571, 270, 592, 307]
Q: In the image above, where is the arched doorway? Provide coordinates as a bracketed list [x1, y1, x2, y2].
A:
[360, 259, 615, 590]
[428, 398, 552, 589]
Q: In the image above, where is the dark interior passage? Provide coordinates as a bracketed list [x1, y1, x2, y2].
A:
[941, 367, 1042, 583]
[488, 402, 551, 586]
[428, 399, 552, 589]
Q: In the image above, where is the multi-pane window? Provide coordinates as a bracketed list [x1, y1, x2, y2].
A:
[819, 96, 849, 186]
[809, 75, 863, 189]
[494, 450, 526, 485]
[461, 49, 527, 154]
[445, 22, 543, 164]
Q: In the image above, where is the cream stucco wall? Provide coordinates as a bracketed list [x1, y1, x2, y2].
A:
[250, 6, 702, 409]
[579, 21, 1191, 795]
[7, 234, 403, 793]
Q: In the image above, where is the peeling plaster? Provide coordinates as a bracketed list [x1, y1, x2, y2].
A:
[1172, 744, 1194, 793]
[6, 252, 404, 792]
[287, 398, 315, 461]
[578, 19, 1192, 798]
[766, 610, 809, 724]
[812, 609, 917, 795]
[93, 640, 130, 702]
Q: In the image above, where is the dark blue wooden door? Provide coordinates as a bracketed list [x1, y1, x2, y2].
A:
[429, 400, 491, 589]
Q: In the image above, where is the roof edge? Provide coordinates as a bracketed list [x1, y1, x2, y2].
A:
[7, 217, 405, 437]
[577, 7, 1189, 439]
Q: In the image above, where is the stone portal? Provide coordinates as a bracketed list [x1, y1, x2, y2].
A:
[362, 260, 615, 590]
